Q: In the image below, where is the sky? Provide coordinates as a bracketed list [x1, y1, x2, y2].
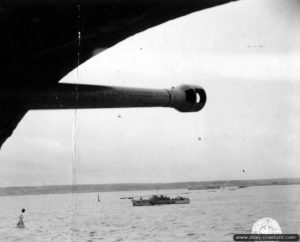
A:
[0, 0, 300, 187]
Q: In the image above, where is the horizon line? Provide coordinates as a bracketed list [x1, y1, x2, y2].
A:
[1, 177, 300, 189]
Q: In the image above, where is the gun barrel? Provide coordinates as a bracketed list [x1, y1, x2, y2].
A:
[0, 84, 206, 112]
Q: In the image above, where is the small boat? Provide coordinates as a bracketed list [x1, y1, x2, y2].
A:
[226, 186, 238, 191]
[120, 196, 133, 200]
[132, 195, 190, 206]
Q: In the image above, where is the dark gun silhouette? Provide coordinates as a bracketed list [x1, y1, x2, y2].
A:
[0, 0, 239, 148]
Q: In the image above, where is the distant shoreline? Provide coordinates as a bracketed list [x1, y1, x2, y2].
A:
[0, 178, 299, 197]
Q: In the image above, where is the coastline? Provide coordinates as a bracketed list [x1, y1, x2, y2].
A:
[0, 178, 299, 197]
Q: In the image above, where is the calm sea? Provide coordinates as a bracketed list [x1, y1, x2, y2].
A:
[0, 185, 299, 241]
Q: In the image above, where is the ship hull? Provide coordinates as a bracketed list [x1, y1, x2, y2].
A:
[132, 197, 190, 206]
[174, 199, 190, 204]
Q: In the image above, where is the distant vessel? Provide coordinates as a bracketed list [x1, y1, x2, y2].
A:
[188, 185, 221, 190]
[189, 185, 242, 191]
[227, 187, 238, 191]
[132, 195, 190, 206]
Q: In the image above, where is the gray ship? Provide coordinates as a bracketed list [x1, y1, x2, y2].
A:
[132, 195, 190, 206]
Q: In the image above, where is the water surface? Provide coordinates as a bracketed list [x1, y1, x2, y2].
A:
[0, 185, 299, 241]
